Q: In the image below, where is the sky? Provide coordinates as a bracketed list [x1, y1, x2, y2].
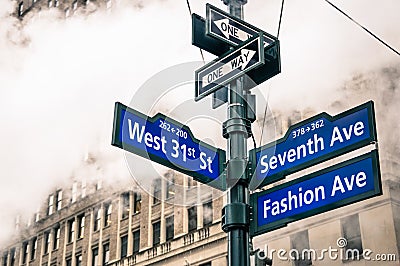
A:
[0, 0, 399, 246]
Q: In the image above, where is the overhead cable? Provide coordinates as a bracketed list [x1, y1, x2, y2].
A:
[324, 0, 400, 57]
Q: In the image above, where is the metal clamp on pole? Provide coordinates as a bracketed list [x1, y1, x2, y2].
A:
[222, 202, 250, 232]
[222, 118, 253, 139]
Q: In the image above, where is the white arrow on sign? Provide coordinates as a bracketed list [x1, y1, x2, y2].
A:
[214, 18, 252, 43]
[202, 48, 256, 87]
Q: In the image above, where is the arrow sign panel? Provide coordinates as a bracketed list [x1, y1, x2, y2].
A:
[192, 13, 281, 95]
[249, 101, 377, 190]
[206, 3, 277, 48]
[192, 13, 232, 57]
[250, 150, 382, 237]
[112, 102, 226, 190]
[195, 34, 264, 101]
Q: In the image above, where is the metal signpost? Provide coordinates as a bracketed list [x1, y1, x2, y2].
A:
[217, 2, 251, 266]
[250, 150, 382, 237]
[111, 102, 226, 190]
[249, 101, 377, 190]
[111, 1, 382, 266]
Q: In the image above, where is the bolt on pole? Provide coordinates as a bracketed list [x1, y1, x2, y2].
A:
[221, 1, 251, 266]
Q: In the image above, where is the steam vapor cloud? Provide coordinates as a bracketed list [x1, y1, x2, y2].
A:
[0, 0, 399, 247]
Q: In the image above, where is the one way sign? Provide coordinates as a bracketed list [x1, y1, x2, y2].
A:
[202, 48, 256, 87]
[206, 3, 276, 48]
[195, 34, 264, 101]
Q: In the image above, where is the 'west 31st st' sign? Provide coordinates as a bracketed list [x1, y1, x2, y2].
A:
[112, 102, 226, 190]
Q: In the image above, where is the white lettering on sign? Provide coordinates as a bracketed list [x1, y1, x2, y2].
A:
[330, 121, 365, 147]
[199, 152, 213, 173]
[202, 49, 256, 87]
[212, 17, 274, 48]
[127, 119, 215, 174]
[262, 170, 369, 219]
[260, 134, 325, 173]
[214, 18, 252, 42]
[263, 186, 326, 219]
[258, 121, 367, 176]
[128, 119, 167, 154]
[331, 171, 367, 197]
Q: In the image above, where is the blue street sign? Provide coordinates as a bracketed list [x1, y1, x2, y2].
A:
[206, 4, 277, 48]
[112, 102, 226, 190]
[249, 101, 377, 190]
[195, 34, 264, 101]
[250, 150, 382, 237]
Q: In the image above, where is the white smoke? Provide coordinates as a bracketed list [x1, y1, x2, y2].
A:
[0, 0, 399, 248]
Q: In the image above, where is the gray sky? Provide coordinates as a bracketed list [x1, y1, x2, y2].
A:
[0, 0, 399, 245]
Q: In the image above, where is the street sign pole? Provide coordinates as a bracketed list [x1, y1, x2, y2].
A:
[221, 1, 250, 266]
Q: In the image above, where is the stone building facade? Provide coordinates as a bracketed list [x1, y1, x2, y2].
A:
[0, 168, 227, 266]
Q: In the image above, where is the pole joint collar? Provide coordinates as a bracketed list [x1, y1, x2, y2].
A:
[222, 118, 252, 139]
[222, 202, 250, 232]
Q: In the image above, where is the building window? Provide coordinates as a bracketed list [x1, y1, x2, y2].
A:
[78, 214, 85, 239]
[30, 237, 37, 260]
[96, 178, 102, 190]
[10, 248, 15, 266]
[18, 2, 23, 16]
[91, 247, 98, 266]
[133, 230, 140, 254]
[72, 0, 77, 10]
[71, 182, 78, 203]
[166, 216, 174, 241]
[104, 202, 112, 227]
[166, 177, 175, 199]
[3, 252, 8, 266]
[53, 225, 60, 250]
[66, 257, 72, 266]
[35, 208, 40, 222]
[75, 254, 82, 266]
[48, 194, 54, 215]
[203, 201, 213, 227]
[120, 235, 128, 258]
[187, 178, 196, 189]
[199, 263, 211, 266]
[22, 241, 28, 264]
[153, 178, 162, 204]
[121, 192, 130, 219]
[133, 193, 141, 214]
[153, 221, 161, 246]
[15, 216, 20, 231]
[188, 206, 197, 232]
[26, 216, 32, 227]
[48, 0, 52, 8]
[105, 0, 111, 9]
[56, 190, 62, 211]
[81, 180, 86, 198]
[67, 219, 75, 243]
[290, 230, 312, 266]
[103, 243, 110, 265]
[44, 231, 51, 254]
[94, 208, 101, 232]
[341, 214, 363, 260]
